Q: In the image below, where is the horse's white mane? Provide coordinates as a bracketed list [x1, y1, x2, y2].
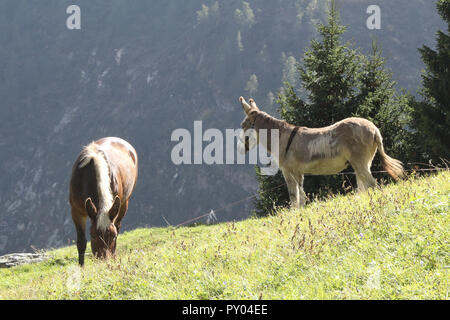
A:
[79, 142, 114, 232]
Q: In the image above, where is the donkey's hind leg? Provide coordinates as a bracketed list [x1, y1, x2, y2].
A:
[363, 169, 377, 190]
[353, 163, 377, 191]
[355, 173, 366, 192]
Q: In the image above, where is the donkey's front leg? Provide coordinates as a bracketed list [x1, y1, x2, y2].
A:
[296, 173, 308, 206]
[282, 169, 300, 209]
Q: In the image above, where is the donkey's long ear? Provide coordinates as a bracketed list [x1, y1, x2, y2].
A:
[109, 195, 121, 222]
[85, 198, 98, 221]
[248, 98, 259, 111]
[239, 96, 253, 114]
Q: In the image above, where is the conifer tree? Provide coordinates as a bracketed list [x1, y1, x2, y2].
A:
[255, 1, 357, 216]
[355, 40, 413, 165]
[279, 1, 361, 127]
[254, 1, 412, 216]
[412, 0, 450, 162]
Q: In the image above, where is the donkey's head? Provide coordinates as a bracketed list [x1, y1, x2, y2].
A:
[85, 196, 121, 259]
[238, 96, 260, 154]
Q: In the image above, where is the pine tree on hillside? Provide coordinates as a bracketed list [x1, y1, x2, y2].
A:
[279, 1, 361, 127]
[412, 0, 450, 162]
[355, 40, 413, 165]
[254, 1, 412, 216]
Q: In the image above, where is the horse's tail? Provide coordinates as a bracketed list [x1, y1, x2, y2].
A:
[374, 129, 405, 180]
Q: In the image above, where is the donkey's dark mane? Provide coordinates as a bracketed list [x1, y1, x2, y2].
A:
[255, 111, 294, 130]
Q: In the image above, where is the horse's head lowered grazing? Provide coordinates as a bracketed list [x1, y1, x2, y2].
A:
[85, 195, 120, 259]
[69, 137, 138, 266]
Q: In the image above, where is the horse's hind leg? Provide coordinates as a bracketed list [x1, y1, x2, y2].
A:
[71, 208, 87, 266]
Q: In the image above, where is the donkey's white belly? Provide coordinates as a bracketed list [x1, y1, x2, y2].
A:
[301, 156, 349, 175]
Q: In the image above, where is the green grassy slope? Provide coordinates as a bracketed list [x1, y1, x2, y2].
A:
[0, 172, 448, 300]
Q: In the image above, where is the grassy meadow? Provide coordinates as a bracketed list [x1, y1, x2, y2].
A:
[0, 171, 448, 299]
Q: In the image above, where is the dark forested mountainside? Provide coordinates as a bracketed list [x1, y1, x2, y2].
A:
[0, 0, 444, 254]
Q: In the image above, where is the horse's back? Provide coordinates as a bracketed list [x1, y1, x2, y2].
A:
[96, 137, 138, 198]
[70, 137, 138, 210]
[96, 137, 138, 166]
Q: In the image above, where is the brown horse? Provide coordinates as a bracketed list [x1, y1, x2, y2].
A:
[69, 137, 138, 266]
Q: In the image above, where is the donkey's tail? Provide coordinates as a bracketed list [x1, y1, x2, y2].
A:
[374, 130, 405, 180]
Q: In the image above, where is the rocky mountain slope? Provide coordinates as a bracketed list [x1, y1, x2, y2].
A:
[0, 0, 444, 254]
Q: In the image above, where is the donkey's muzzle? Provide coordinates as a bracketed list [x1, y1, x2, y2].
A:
[244, 136, 250, 152]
